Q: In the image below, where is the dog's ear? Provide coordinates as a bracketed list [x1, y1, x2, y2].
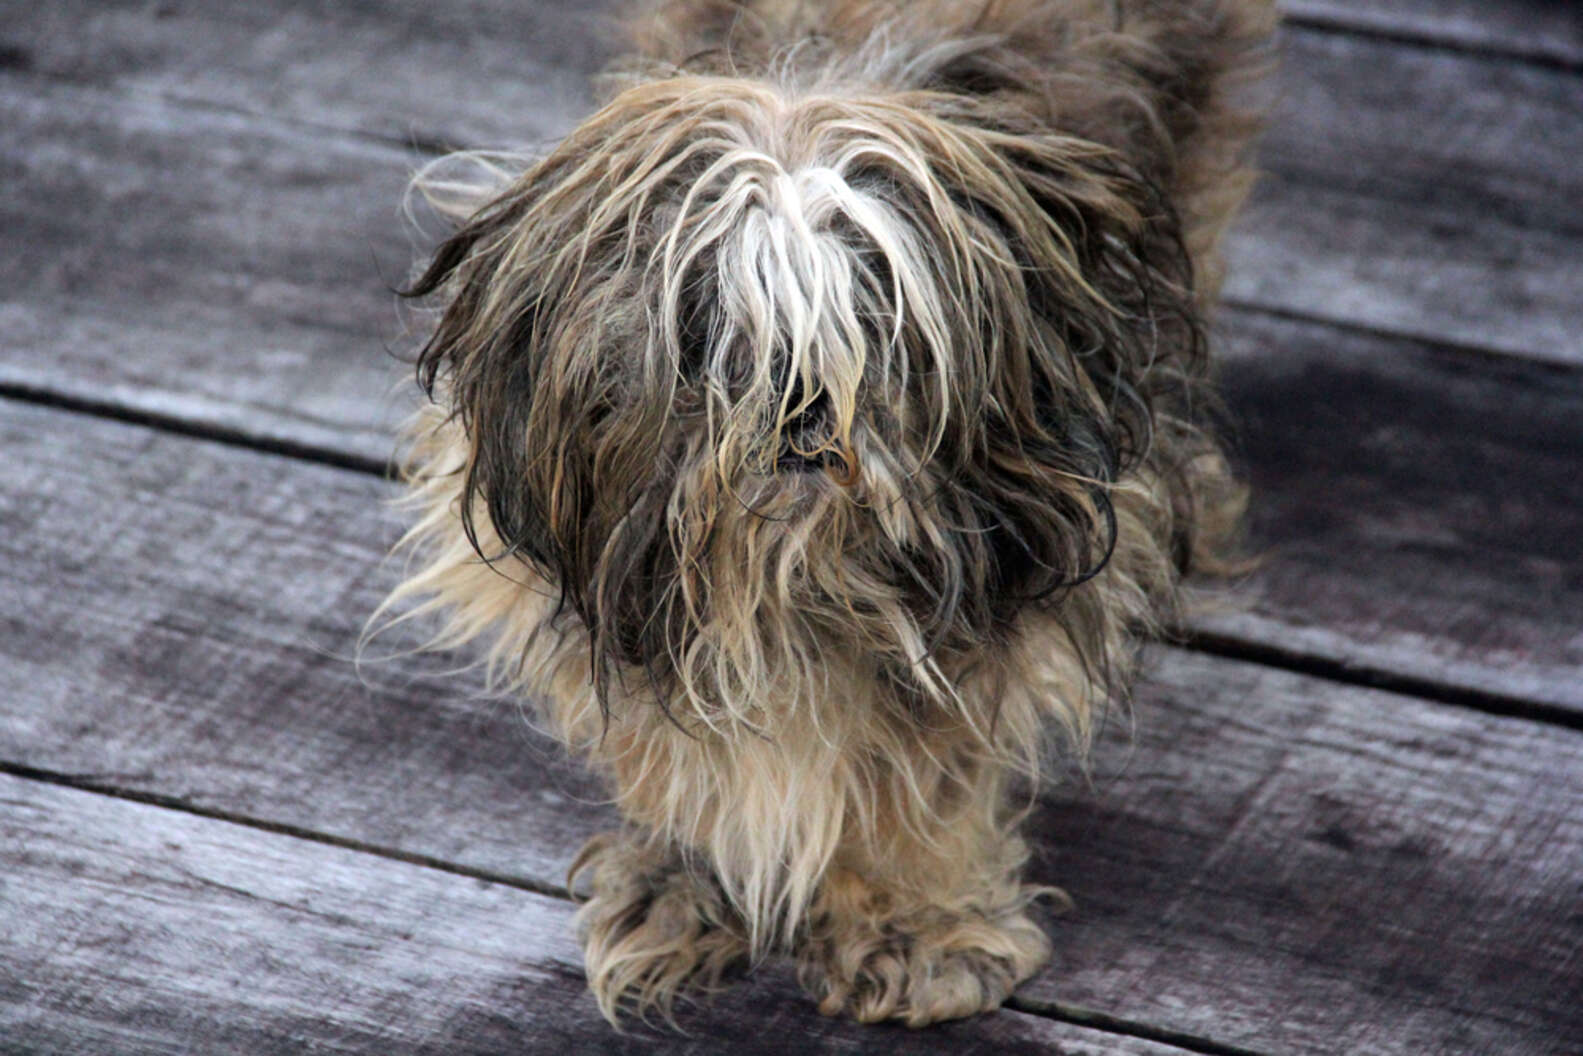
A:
[401, 145, 703, 692]
[404, 188, 573, 584]
[404, 164, 677, 672]
[880, 98, 1209, 626]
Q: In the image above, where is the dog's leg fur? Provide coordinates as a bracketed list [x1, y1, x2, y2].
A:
[572, 832, 751, 1024]
[573, 707, 1054, 1027]
[564, 621, 1105, 1026]
[795, 778, 1054, 1025]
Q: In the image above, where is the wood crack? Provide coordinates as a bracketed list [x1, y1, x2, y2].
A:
[1282, 11, 1583, 75]
[1179, 629, 1583, 733]
[0, 384, 391, 477]
[1005, 994, 1273, 1056]
[0, 759, 569, 902]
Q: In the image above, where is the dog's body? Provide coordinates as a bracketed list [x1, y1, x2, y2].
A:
[383, 0, 1272, 1027]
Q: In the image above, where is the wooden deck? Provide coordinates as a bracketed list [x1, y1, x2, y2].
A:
[1, 2, 1579, 1053]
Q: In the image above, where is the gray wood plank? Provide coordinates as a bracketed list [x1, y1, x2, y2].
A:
[1265, 29, 1581, 237]
[1206, 306, 1583, 710]
[0, 80, 410, 466]
[1225, 171, 1581, 363]
[0, 399, 595, 888]
[1024, 647, 1583, 1056]
[2, 3, 1580, 361]
[1233, 28, 1583, 360]
[0, 774, 1187, 1055]
[2, 398, 1579, 1055]
[0, 0, 611, 149]
[1284, 0, 1583, 69]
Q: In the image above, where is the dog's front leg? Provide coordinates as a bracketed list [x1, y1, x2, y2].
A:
[794, 760, 1055, 1027]
[571, 828, 751, 1026]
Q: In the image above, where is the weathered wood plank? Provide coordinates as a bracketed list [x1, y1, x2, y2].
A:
[3, 4, 1581, 360]
[1208, 306, 1583, 710]
[1284, 0, 1583, 70]
[2, 398, 1579, 1054]
[1224, 171, 1580, 363]
[1263, 30, 1582, 237]
[0, 774, 1187, 1055]
[0, 399, 593, 888]
[0, 0, 610, 148]
[0, 80, 409, 466]
[1024, 647, 1583, 1056]
[1234, 28, 1583, 359]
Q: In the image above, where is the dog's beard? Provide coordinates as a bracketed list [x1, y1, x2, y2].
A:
[397, 78, 1211, 739]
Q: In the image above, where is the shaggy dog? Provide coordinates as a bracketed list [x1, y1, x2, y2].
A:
[379, 0, 1272, 1028]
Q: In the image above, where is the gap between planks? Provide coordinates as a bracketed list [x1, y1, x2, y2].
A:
[0, 378, 390, 477]
[1180, 629, 1583, 735]
[0, 757, 1269, 1056]
[1280, 8, 1583, 75]
[1006, 995, 1267, 1056]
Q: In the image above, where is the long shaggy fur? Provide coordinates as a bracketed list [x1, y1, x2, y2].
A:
[375, 0, 1272, 1028]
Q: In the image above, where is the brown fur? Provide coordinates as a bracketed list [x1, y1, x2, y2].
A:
[374, 0, 1273, 1027]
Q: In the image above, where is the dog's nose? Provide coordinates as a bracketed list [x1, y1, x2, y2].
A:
[777, 395, 836, 472]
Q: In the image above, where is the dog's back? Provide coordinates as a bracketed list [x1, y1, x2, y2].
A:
[620, 0, 1274, 293]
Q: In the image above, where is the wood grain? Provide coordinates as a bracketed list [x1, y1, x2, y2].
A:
[1285, 0, 1583, 69]
[0, 79, 410, 466]
[1264, 29, 1582, 236]
[0, 0, 612, 148]
[1234, 28, 1583, 359]
[2, 398, 1578, 1054]
[1208, 306, 1583, 710]
[0, 397, 596, 888]
[1024, 647, 1583, 1056]
[1224, 171, 1581, 363]
[0, 774, 1191, 1056]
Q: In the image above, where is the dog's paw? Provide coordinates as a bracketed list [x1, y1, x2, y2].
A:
[796, 890, 1052, 1027]
[570, 832, 750, 1025]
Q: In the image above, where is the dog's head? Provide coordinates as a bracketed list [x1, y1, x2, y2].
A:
[407, 71, 1202, 720]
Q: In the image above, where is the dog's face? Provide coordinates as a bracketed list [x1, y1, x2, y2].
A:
[410, 75, 1199, 717]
